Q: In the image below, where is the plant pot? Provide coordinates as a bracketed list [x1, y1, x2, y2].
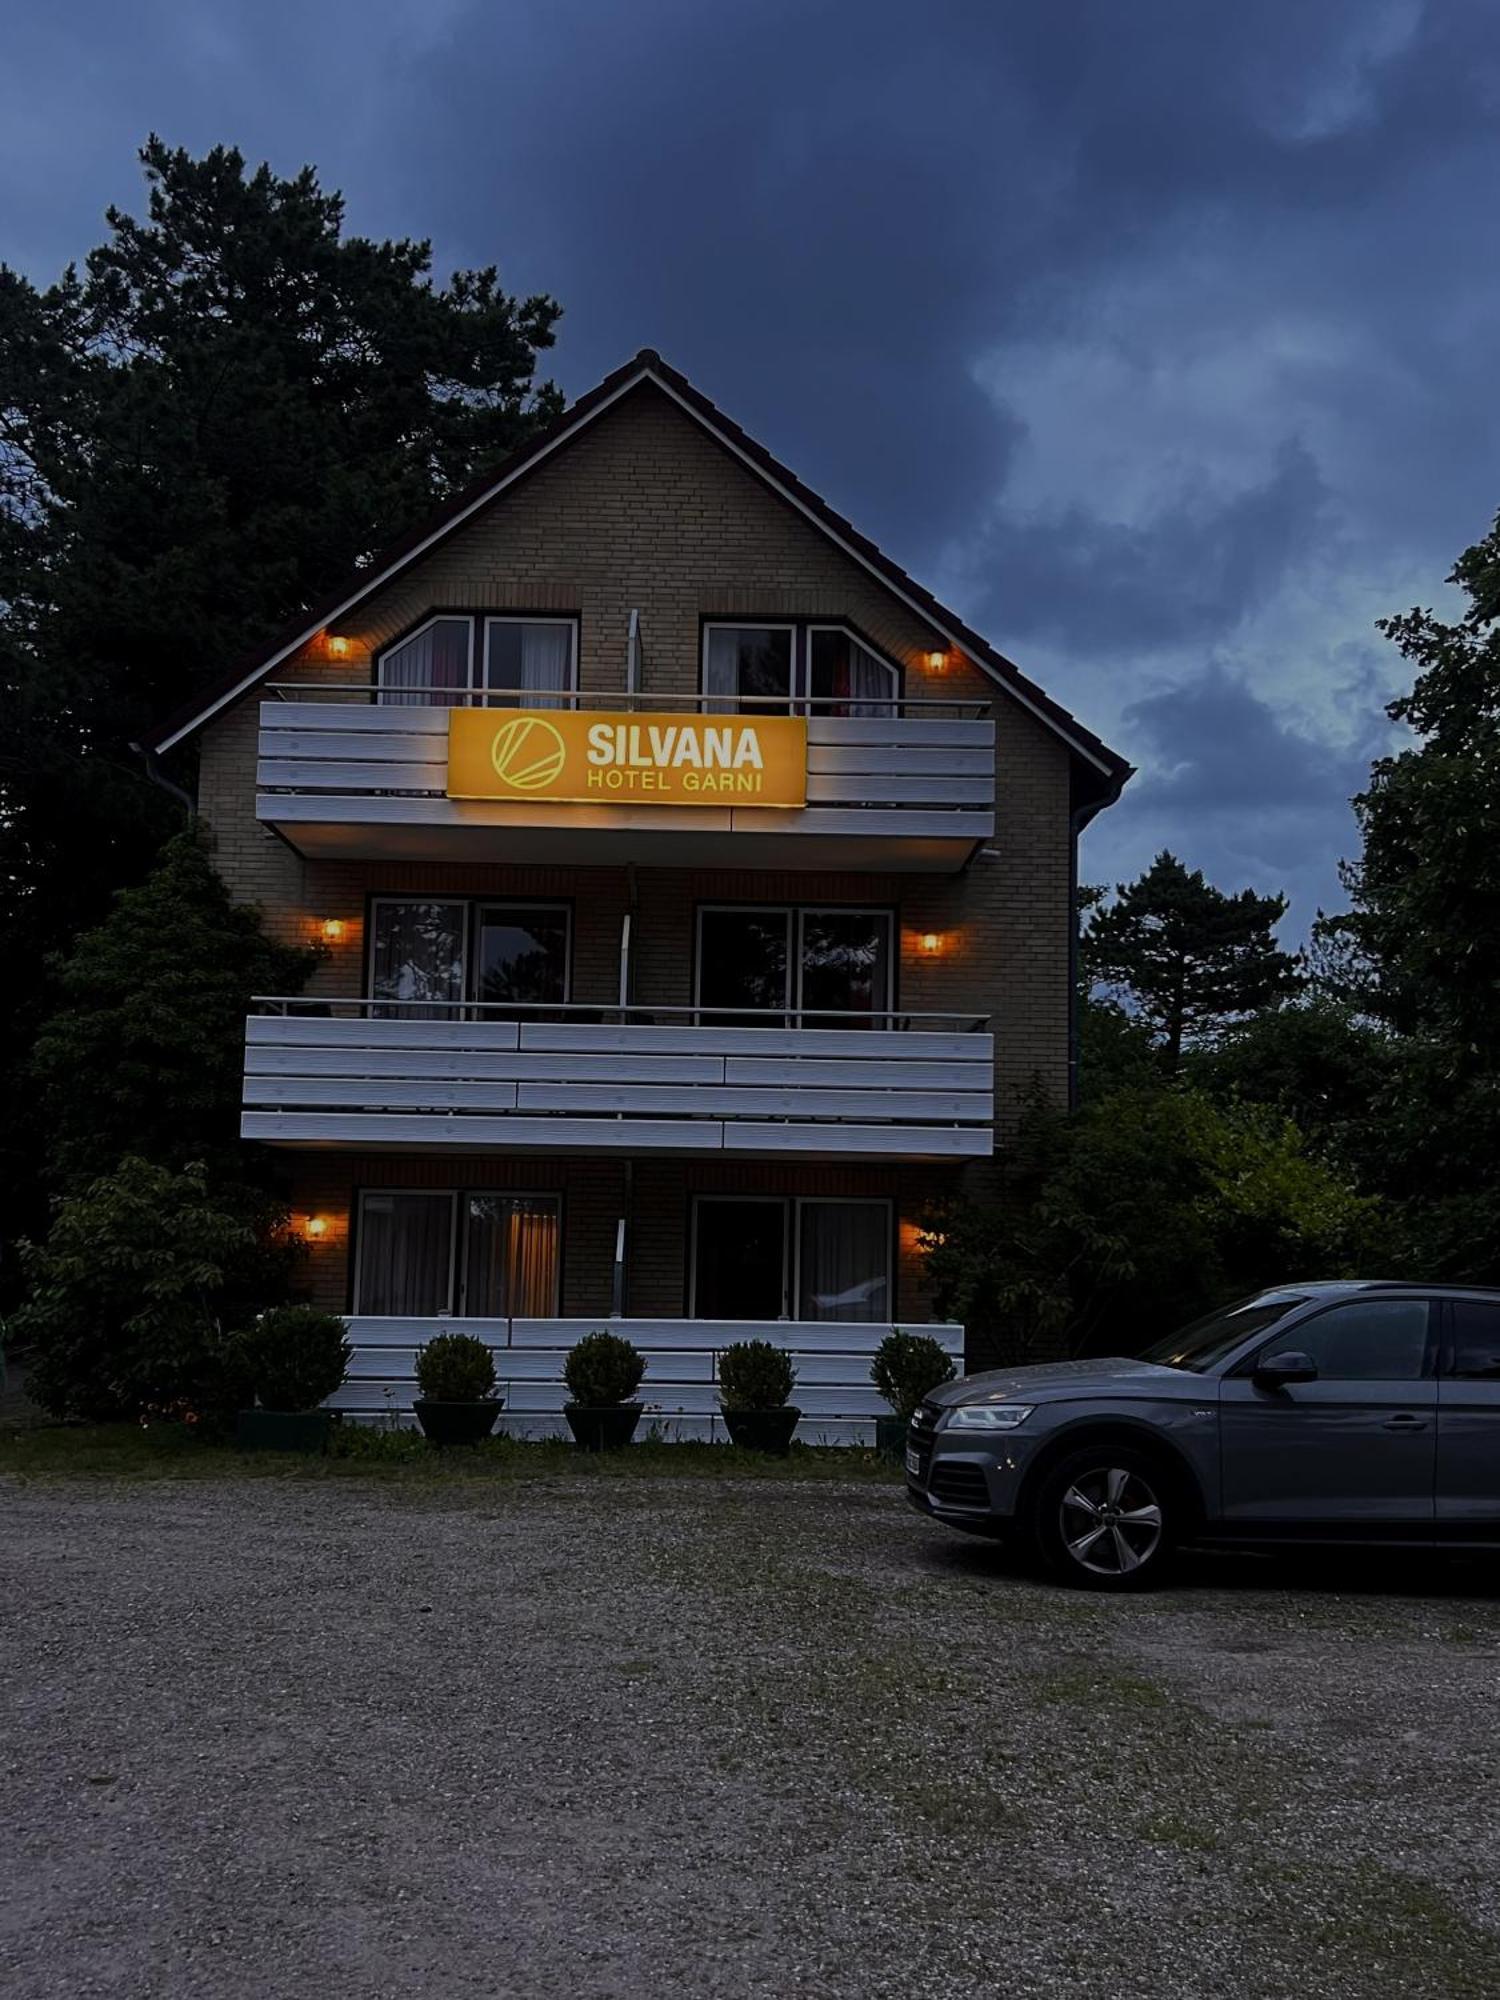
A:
[413, 1399, 503, 1447]
[564, 1402, 643, 1452]
[235, 1408, 333, 1454]
[875, 1414, 909, 1463]
[722, 1407, 801, 1455]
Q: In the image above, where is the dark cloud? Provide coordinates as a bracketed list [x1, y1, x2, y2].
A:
[2, 0, 1498, 932]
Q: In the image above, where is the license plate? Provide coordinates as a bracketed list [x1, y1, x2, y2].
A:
[905, 1447, 922, 1477]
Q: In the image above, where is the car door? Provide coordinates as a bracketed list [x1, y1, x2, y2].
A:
[1436, 1297, 1500, 1532]
[1217, 1297, 1437, 1530]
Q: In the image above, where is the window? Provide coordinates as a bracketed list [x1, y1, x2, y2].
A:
[355, 1190, 561, 1317]
[369, 899, 467, 1016]
[355, 1192, 456, 1314]
[1449, 1300, 1500, 1380]
[482, 618, 577, 709]
[1270, 1299, 1431, 1381]
[376, 615, 577, 707]
[370, 900, 570, 1016]
[1141, 1297, 1306, 1373]
[702, 625, 794, 713]
[701, 622, 899, 715]
[695, 905, 893, 1027]
[690, 1196, 891, 1322]
[474, 905, 570, 1009]
[808, 627, 898, 717]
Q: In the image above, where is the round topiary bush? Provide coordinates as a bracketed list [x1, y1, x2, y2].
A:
[717, 1339, 796, 1412]
[415, 1331, 497, 1403]
[563, 1331, 645, 1408]
[235, 1305, 351, 1413]
[871, 1330, 956, 1421]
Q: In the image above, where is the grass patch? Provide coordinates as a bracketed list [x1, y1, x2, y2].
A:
[1030, 1662, 1174, 1711]
[0, 1419, 903, 1487]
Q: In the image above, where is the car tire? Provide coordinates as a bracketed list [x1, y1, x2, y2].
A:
[1030, 1444, 1178, 1591]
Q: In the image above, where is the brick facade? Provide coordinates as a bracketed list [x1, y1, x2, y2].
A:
[190, 376, 1102, 1334]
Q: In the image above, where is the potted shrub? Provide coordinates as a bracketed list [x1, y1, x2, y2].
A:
[718, 1339, 799, 1454]
[413, 1332, 503, 1446]
[563, 1331, 645, 1450]
[871, 1329, 956, 1459]
[233, 1305, 351, 1452]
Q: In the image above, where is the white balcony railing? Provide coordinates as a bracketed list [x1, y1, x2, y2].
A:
[253, 686, 995, 870]
[243, 1000, 994, 1160]
[332, 1314, 965, 1446]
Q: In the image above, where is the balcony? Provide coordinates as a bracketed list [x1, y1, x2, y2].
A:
[253, 686, 995, 871]
[242, 1001, 994, 1161]
[330, 1314, 965, 1446]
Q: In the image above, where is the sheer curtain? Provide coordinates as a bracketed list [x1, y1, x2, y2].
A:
[370, 901, 466, 1019]
[356, 1193, 454, 1314]
[810, 629, 897, 717]
[377, 618, 471, 707]
[797, 1202, 889, 1321]
[463, 1196, 560, 1315]
[485, 621, 574, 709]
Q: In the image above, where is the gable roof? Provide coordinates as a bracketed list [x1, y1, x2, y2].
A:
[143, 348, 1132, 815]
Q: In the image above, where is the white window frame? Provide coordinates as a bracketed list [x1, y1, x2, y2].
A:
[689, 1194, 893, 1322]
[374, 615, 476, 703]
[480, 616, 581, 703]
[693, 902, 895, 1024]
[353, 1187, 563, 1318]
[699, 621, 901, 712]
[805, 624, 900, 709]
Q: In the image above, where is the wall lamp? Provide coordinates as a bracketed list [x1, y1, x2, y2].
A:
[327, 634, 352, 659]
[302, 1214, 332, 1242]
[925, 646, 948, 672]
[320, 918, 348, 945]
[919, 931, 944, 955]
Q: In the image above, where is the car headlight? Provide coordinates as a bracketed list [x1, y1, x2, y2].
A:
[943, 1403, 1035, 1432]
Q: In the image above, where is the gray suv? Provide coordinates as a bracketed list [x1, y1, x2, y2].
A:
[906, 1281, 1500, 1589]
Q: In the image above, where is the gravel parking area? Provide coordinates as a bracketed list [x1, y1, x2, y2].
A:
[4, 1472, 1500, 1999]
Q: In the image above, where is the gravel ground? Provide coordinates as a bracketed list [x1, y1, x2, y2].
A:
[4, 1474, 1500, 1999]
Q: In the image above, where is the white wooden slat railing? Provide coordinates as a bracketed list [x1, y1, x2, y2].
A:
[242, 1011, 994, 1159]
[330, 1315, 965, 1446]
[253, 701, 995, 858]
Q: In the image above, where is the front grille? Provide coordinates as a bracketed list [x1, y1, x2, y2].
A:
[905, 1403, 939, 1484]
[928, 1461, 990, 1510]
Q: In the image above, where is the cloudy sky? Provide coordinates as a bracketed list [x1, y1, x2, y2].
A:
[5, 0, 1497, 929]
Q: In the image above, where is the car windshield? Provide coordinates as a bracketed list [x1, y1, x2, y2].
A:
[1138, 1297, 1305, 1373]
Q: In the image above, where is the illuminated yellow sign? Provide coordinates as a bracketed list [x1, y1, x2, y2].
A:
[447, 708, 808, 808]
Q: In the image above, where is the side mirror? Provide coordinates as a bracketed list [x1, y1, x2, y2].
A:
[1253, 1349, 1318, 1389]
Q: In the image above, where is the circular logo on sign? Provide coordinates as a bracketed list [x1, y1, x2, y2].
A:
[489, 714, 567, 792]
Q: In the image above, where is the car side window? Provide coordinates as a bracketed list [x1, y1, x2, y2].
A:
[1274, 1300, 1430, 1381]
[1449, 1300, 1500, 1380]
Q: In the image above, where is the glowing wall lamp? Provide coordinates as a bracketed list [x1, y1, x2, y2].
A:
[327, 634, 352, 659]
[919, 931, 943, 956]
[320, 918, 347, 945]
[302, 1214, 332, 1242]
[925, 646, 948, 672]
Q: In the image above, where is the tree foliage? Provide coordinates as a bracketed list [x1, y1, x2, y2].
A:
[13, 1159, 297, 1422]
[1083, 852, 1302, 1066]
[30, 830, 315, 1190]
[923, 1088, 1375, 1368]
[0, 136, 562, 1281]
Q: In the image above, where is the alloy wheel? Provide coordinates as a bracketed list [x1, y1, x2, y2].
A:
[1059, 1465, 1164, 1577]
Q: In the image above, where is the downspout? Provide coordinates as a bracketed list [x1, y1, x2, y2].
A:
[130, 741, 196, 819]
[1068, 797, 1087, 1113]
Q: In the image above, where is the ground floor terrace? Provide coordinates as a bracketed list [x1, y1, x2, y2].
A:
[286, 1152, 965, 1443]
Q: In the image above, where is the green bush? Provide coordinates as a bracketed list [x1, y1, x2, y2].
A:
[235, 1305, 351, 1412]
[718, 1339, 795, 1411]
[871, 1331, 955, 1420]
[415, 1331, 497, 1402]
[11, 1157, 297, 1423]
[563, 1331, 645, 1407]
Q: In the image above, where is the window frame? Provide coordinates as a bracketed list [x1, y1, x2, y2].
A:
[687, 1193, 895, 1323]
[351, 1186, 563, 1318]
[699, 619, 903, 712]
[692, 900, 896, 1025]
[373, 612, 580, 704]
[365, 894, 574, 1011]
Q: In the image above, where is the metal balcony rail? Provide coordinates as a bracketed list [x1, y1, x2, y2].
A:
[263, 679, 992, 720]
[251, 996, 991, 1032]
